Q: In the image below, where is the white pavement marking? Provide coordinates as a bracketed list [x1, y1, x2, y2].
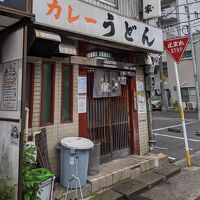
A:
[153, 116, 195, 122]
[153, 120, 199, 132]
[155, 146, 168, 150]
[154, 133, 200, 143]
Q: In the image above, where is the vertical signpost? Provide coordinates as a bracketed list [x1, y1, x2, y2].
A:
[164, 36, 191, 167]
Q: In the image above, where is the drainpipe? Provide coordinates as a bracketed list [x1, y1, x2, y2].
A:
[24, 107, 29, 143]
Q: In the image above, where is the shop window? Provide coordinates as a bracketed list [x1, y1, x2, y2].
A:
[40, 62, 55, 126]
[189, 87, 196, 96]
[184, 5, 188, 12]
[181, 88, 189, 103]
[61, 65, 73, 123]
[189, 87, 196, 102]
[194, 11, 199, 19]
[182, 50, 192, 59]
[98, 0, 118, 7]
[25, 63, 34, 128]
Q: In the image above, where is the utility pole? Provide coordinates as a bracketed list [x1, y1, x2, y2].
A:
[186, 0, 200, 120]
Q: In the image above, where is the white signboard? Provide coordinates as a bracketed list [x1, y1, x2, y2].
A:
[137, 92, 147, 113]
[33, 0, 163, 52]
[78, 76, 87, 94]
[137, 80, 144, 91]
[78, 94, 87, 113]
[143, 0, 161, 20]
[1, 60, 18, 111]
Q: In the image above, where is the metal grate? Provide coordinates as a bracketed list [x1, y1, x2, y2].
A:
[87, 71, 130, 162]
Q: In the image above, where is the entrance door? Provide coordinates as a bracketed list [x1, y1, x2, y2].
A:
[87, 71, 130, 163]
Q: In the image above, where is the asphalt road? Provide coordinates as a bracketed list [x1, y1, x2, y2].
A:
[133, 166, 200, 200]
[152, 111, 200, 161]
[131, 111, 200, 200]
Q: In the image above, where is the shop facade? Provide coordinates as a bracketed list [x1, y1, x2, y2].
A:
[28, 0, 163, 176]
[0, 1, 32, 199]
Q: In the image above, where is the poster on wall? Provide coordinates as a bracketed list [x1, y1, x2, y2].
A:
[78, 94, 87, 113]
[137, 80, 144, 91]
[1, 60, 19, 111]
[10, 124, 20, 145]
[137, 92, 147, 113]
[78, 76, 87, 94]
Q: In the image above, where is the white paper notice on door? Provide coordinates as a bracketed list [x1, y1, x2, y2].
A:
[78, 76, 87, 94]
[78, 94, 87, 113]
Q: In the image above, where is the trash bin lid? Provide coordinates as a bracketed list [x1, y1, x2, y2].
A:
[61, 137, 94, 150]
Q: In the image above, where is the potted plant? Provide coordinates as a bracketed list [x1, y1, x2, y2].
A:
[23, 144, 55, 200]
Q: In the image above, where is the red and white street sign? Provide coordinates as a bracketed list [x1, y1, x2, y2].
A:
[164, 36, 190, 64]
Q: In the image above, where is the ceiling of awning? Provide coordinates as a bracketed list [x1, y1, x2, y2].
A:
[0, 15, 19, 31]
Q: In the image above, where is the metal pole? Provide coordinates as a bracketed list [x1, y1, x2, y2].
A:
[173, 61, 191, 167]
[186, 0, 200, 120]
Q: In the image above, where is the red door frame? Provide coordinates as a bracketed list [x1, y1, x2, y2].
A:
[78, 41, 88, 138]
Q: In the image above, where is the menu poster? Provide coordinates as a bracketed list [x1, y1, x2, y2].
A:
[1, 60, 19, 111]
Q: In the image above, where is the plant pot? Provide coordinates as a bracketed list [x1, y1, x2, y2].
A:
[37, 176, 55, 200]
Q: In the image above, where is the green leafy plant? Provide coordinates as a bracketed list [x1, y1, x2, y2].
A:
[23, 144, 54, 200]
[0, 176, 16, 200]
[23, 144, 40, 200]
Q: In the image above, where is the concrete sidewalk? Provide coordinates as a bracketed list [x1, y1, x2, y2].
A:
[53, 153, 170, 200]
[130, 150, 200, 200]
[90, 164, 180, 200]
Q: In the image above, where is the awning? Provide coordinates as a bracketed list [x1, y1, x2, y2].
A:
[28, 29, 77, 58]
[55, 38, 77, 57]
[34, 29, 61, 42]
[28, 29, 61, 58]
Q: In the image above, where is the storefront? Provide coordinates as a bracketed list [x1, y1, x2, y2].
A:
[29, 0, 163, 176]
[0, 1, 32, 199]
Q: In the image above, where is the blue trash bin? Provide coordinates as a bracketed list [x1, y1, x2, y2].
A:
[59, 137, 94, 189]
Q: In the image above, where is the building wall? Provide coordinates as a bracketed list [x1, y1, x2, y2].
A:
[28, 58, 150, 174]
[28, 58, 79, 175]
[79, 0, 141, 19]
[0, 28, 24, 200]
[136, 67, 149, 155]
